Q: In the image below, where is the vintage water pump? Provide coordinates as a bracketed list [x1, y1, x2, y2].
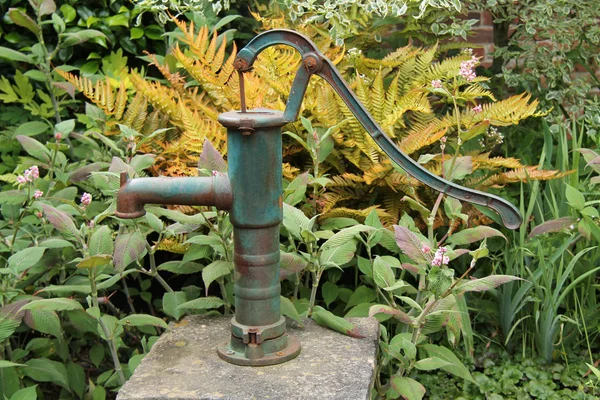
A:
[115, 30, 522, 367]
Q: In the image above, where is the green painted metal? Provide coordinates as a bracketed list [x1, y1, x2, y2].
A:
[235, 29, 523, 230]
[115, 28, 523, 368]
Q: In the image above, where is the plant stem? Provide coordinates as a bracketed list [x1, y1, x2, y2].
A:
[218, 277, 231, 315]
[307, 270, 321, 317]
[9, 186, 32, 254]
[147, 244, 173, 292]
[90, 267, 126, 385]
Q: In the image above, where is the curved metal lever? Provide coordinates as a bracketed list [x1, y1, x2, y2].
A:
[235, 30, 522, 230]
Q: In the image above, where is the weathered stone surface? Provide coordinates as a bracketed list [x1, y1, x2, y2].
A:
[117, 316, 379, 400]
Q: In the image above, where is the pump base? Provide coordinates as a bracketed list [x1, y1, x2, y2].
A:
[217, 334, 301, 366]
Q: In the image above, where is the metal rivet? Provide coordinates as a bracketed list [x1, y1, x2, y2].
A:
[227, 350, 235, 355]
[276, 351, 284, 356]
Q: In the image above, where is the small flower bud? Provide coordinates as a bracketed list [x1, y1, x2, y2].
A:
[55, 132, 63, 141]
[431, 79, 442, 88]
[34, 190, 43, 199]
[80, 192, 92, 206]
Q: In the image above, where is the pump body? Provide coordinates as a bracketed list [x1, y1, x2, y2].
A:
[115, 29, 522, 367]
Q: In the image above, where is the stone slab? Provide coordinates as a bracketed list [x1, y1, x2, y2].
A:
[117, 315, 379, 400]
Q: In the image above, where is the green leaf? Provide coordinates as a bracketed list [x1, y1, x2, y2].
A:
[393, 225, 428, 263]
[175, 297, 225, 312]
[0, 46, 33, 63]
[198, 139, 227, 172]
[345, 286, 376, 310]
[319, 239, 357, 267]
[202, 260, 231, 295]
[0, 317, 20, 342]
[89, 344, 105, 367]
[38, 0, 57, 16]
[414, 357, 453, 371]
[282, 203, 311, 239]
[0, 190, 27, 205]
[38, 238, 74, 249]
[41, 285, 91, 294]
[455, 275, 521, 293]
[162, 291, 187, 319]
[447, 226, 506, 245]
[444, 156, 472, 180]
[565, 184, 585, 211]
[60, 4, 76, 22]
[119, 314, 168, 329]
[7, 9, 39, 35]
[280, 296, 303, 325]
[0, 360, 26, 368]
[427, 267, 454, 298]
[25, 309, 61, 337]
[23, 358, 69, 389]
[14, 121, 49, 137]
[128, 354, 145, 374]
[368, 305, 413, 324]
[39, 203, 79, 238]
[373, 256, 396, 289]
[284, 172, 308, 206]
[130, 27, 144, 40]
[60, 29, 107, 47]
[77, 255, 112, 269]
[113, 231, 146, 271]
[16, 136, 51, 162]
[321, 224, 374, 249]
[145, 212, 164, 233]
[8, 385, 37, 400]
[321, 281, 339, 307]
[158, 261, 204, 274]
[280, 251, 309, 273]
[145, 206, 208, 225]
[391, 376, 425, 400]
[8, 247, 46, 273]
[89, 225, 114, 256]
[67, 362, 85, 398]
[21, 298, 83, 312]
[422, 344, 475, 382]
[311, 306, 364, 338]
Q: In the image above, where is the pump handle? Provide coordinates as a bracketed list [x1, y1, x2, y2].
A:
[235, 30, 522, 230]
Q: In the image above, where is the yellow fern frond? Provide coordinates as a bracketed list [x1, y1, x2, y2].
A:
[399, 126, 447, 155]
[479, 167, 573, 187]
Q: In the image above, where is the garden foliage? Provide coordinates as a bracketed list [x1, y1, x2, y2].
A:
[0, 0, 598, 399]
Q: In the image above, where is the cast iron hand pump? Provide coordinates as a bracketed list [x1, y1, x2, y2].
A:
[116, 30, 522, 367]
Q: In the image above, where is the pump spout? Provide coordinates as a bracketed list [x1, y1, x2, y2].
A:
[115, 172, 233, 219]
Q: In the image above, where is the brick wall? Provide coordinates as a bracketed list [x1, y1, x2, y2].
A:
[465, 11, 495, 67]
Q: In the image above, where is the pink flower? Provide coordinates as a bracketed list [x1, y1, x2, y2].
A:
[440, 136, 447, 143]
[431, 247, 449, 266]
[459, 56, 478, 82]
[473, 104, 483, 114]
[16, 175, 28, 184]
[431, 79, 442, 88]
[421, 245, 431, 254]
[80, 192, 92, 206]
[29, 166, 39, 179]
[211, 170, 218, 177]
[35, 211, 43, 218]
[55, 132, 62, 141]
[33, 190, 43, 199]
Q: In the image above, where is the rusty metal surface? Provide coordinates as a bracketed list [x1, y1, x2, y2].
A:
[115, 174, 232, 219]
[234, 29, 523, 230]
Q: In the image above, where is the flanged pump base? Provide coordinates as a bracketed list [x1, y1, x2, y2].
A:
[217, 316, 301, 366]
[217, 334, 301, 366]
